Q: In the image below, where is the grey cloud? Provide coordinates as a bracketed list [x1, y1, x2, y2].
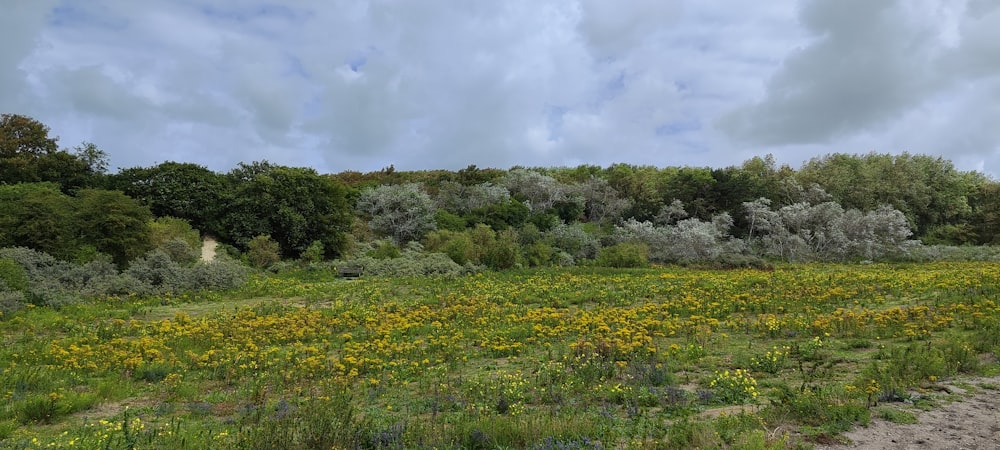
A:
[40, 65, 153, 119]
[946, 2, 1000, 80]
[719, 0, 944, 146]
[0, 1, 59, 110]
[576, 0, 680, 58]
[3, 0, 998, 177]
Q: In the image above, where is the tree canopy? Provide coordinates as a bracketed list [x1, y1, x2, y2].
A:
[2, 114, 1000, 269]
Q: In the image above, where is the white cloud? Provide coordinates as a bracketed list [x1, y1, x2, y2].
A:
[718, 0, 1000, 176]
[0, 0, 997, 177]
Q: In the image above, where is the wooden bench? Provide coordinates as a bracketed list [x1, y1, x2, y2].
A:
[337, 266, 363, 279]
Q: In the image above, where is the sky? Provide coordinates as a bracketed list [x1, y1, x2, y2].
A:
[2, 1, 999, 177]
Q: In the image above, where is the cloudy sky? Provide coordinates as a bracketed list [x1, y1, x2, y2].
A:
[2, 1, 999, 176]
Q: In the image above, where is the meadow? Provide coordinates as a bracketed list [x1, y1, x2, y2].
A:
[2, 262, 1000, 449]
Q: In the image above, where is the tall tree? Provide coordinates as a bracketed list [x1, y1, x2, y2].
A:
[75, 189, 154, 267]
[970, 181, 1000, 244]
[604, 164, 665, 222]
[356, 183, 437, 244]
[0, 114, 58, 159]
[223, 162, 352, 258]
[0, 114, 107, 191]
[797, 152, 977, 238]
[0, 183, 77, 259]
[108, 161, 227, 234]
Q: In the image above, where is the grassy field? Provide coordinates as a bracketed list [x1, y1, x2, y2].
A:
[2, 262, 1000, 449]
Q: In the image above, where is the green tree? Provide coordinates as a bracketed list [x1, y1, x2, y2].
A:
[108, 162, 228, 234]
[797, 153, 977, 238]
[970, 181, 1000, 244]
[466, 199, 530, 230]
[604, 164, 665, 222]
[75, 189, 154, 267]
[149, 217, 202, 251]
[423, 229, 476, 265]
[224, 162, 352, 258]
[660, 166, 718, 220]
[482, 228, 521, 269]
[356, 183, 437, 244]
[0, 113, 58, 161]
[0, 114, 108, 192]
[0, 183, 76, 258]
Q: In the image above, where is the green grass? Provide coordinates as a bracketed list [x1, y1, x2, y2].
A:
[1, 263, 999, 448]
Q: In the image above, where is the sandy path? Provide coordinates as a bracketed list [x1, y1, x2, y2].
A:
[817, 376, 1000, 450]
[201, 236, 217, 262]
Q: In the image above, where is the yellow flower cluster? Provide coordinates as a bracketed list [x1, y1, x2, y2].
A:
[709, 369, 759, 404]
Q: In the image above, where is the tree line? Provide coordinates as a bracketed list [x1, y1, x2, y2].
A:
[2, 113, 999, 273]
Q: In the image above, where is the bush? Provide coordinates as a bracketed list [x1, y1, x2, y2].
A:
[434, 210, 468, 232]
[483, 229, 521, 270]
[149, 216, 201, 250]
[0, 247, 63, 280]
[158, 237, 200, 265]
[331, 251, 477, 278]
[0, 290, 26, 317]
[126, 250, 186, 293]
[0, 258, 29, 292]
[0, 247, 80, 307]
[895, 244, 1000, 262]
[188, 257, 250, 291]
[595, 242, 648, 268]
[247, 235, 281, 269]
[525, 242, 553, 267]
[367, 240, 402, 260]
[0, 246, 251, 301]
[426, 231, 476, 265]
[545, 223, 600, 261]
[300, 240, 325, 264]
[706, 253, 773, 270]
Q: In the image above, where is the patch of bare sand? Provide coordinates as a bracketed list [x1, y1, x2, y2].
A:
[200, 236, 217, 262]
[817, 375, 1000, 450]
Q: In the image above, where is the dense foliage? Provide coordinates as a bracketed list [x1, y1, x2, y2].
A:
[4, 114, 1000, 275]
[5, 114, 1000, 448]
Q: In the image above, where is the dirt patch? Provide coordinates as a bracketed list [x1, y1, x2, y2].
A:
[817, 376, 1000, 450]
[201, 236, 217, 262]
[138, 297, 271, 321]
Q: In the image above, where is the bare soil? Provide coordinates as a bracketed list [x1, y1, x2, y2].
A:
[200, 236, 217, 262]
[816, 376, 1000, 450]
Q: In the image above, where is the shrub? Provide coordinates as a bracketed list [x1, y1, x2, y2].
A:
[708, 369, 759, 404]
[367, 240, 402, 260]
[331, 251, 475, 278]
[706, 252, 773, 270]
[595, 242, 648, 268]
[188, 257, 250, 291]
[300, 240, 325, 264]
[525, 242, 553, 267]
[158, 237, 200, 265]
[0, 245, 250, 302]
[126, 250, 186, 293]
[483, 229, 521, 269]
[247, 235, 281, 269]
[356, 183, 437, 244]
[545, 223, 600, 260]
[0, 247, 62, 280]
[149, 216, 201, 250]
[445, 234, 477, 265]
[72, 245, 108, 264]
[0, 258, 29, 292]
[0, 290, 26, 317]
[434, 210, 468, 232]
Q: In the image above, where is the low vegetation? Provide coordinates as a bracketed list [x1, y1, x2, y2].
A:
[4, 114, 1000, 448]
[2, 262, 999, 448]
